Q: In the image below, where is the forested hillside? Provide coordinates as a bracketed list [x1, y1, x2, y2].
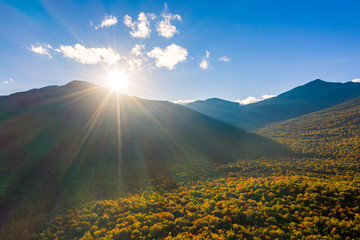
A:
[3, 81, 360, 239]
[38, 169, 360, 240]
[33, 89, 360, 240]
[0, 81, 286, 239]
[257, 97, 360, 160]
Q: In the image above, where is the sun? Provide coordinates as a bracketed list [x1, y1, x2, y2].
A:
[107, 71, 128, 92]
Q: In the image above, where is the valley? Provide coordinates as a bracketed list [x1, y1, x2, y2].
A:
[3, 1, 360, 239]
[1, 80, 360, 239]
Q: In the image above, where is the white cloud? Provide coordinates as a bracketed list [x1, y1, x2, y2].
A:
[126, 44, 147, 71]
[124, 12, 155, 38]
[200, 50, 210, 70]
[2, 78, 14, 85]
[147, 43, 188, 70]
[262, 94, 277, 99]
[127, 58, 143, 71]
[236, 94, 277, 105]
[199, 60, 208, 70]
[95, 15, 118, 29]
[156, 3, 182, 38]
[352, 78, 360, 83]
[28, 43, 53, 58]
[173, 99, 196, 105]
[205, 50, 210, 58]
[236, 96, 261, 105]
[219, 56, 231, 62]
[131, 44, 145, 56]
[58, 43, 120, 65]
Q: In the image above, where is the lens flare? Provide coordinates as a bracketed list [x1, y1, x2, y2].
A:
[107, 71, 127, 92]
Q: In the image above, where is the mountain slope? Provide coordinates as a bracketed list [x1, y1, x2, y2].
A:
[185, 98, 243, 128]
[0, 81, 285, 239]
[256, 96, 360, 160]
[187, 80, 360, 130]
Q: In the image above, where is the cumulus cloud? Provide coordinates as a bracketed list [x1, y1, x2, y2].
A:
[352, 78, 360, 83]
[126, 44, 147, 71]
[58, 44, 120, 65]
[236, 96, 260, 105]
[131, 44, 145, 56]
[199, 60, 208, 70]
[28, 43, 53, 58]
[219, 56, 231, 62]
[200, 50, 210, 70]
[173, 99, 196, 105]
[147, 43, 188, 70]
[236, 94, 277, 105]
[156, 3, 182, 38]
[127, 58, 144, 71]
[95, 15, 118, 29]
[124, 12, 155, 38]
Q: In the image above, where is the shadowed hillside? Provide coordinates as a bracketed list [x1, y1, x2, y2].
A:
[257, 96, 360, 160]
[187, 80, 360, 130]
[0, 81, 286, 239]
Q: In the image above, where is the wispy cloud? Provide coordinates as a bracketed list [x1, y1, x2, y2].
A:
[205, 50, 210, 58]
[236, 94, 277, 105]
[147, 43, 188, 70]
[2, 78, 14, 85]
[156, 3, 182, 39]
[124, 12, 155, 38]
[94, 15, 118, 30]
[200, 50, 210, 69]
[352, 78, 360, 83]
[28, 43, 53, 58]
[219, 56, 231, 62]
[173, 99, 196, 105]
[262, 94, 277, 99]
[58, 44, 120, 65]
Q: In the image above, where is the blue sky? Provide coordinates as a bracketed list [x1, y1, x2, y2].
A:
[1, 0, 360, 103]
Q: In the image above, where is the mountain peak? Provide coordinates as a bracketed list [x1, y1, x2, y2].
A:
[65, 80, 96, 89]
[310, 79, 325, 83]
[305, 79, 327, 86]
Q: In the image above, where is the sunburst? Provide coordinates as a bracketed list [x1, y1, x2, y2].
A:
[107, 71, 128, 92]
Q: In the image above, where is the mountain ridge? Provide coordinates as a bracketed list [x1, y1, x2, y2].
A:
[186, 79, 360, 130]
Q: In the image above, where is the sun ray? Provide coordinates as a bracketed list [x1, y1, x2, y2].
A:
[107, 71, 128, 93]
[56, 88, 114, 180]
[128, 96, 200, 168]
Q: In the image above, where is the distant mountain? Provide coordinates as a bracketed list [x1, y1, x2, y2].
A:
[257, 96, 360, 160]
[0, 81, 285, 239]
[186, 79, 360, 130]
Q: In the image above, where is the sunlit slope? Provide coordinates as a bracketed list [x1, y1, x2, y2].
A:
[0, 81, 285, 237]
[257, 97, 360, 160]
[38, 175, 360, 240]
[187, 80, 360, 130]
